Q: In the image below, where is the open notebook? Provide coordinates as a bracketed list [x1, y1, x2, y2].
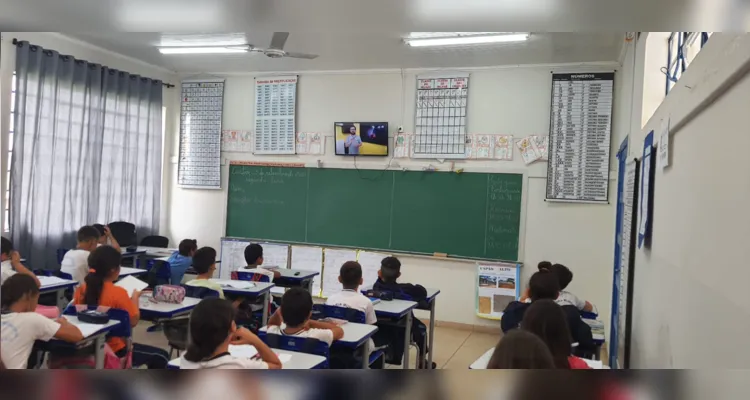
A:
[228, 345, 292, 363]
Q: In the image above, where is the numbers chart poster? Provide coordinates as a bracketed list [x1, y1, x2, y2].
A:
[254, 76, 298, 155]
[476, 262, 521, 320]
[178, 79, 224, 189]
[546, 72, 614, 203]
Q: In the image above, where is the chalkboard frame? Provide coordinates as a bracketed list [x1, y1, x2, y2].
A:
[223, 163, 528, 263]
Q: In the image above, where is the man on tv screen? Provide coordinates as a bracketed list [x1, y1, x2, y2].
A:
[344, 125, 363, 155]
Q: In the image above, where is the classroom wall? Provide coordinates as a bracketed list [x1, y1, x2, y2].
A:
[629, 33, 750, 368]
[0, 32, 180, 234]
[166, 62, 626, 330]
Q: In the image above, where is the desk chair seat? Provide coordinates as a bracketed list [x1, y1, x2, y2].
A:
[140, 236, 169, 248]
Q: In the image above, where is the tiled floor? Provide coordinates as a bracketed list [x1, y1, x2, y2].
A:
[134, 321, 499, 369]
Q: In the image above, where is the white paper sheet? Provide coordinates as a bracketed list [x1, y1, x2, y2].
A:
[64, 316, 107, 338]
[209, 279, 257, 289]
[115, 276, 148, 297]
[291, 246, 323, 297]
[38, 276, 73, 286]
[493, 135, 513, 160]
[277, 353, 293, 363]
[228, 344, 259, 358]
[356, 251, 390, 289]
[516, 136, 541, 165]
[321, 249, 358, 298]
[262, 243, 290, 269]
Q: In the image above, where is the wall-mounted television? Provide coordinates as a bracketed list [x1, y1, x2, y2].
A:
[334, 122, 389, 156]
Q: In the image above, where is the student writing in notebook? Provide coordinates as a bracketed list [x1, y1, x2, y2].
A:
[267, 288, 344, 346]
[180, 298, 281, 369]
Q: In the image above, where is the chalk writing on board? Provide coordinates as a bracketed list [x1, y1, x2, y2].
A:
[230, 196, 285, 206]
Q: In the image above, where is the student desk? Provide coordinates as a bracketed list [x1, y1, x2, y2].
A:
[582, 316, 606, 360]
[38, 276, 78, 309]
[139, 296, 202, 321]
[422, 288, 441, 368]
[469, 346, 607, 369]
[44, 315, 121, 369]
[117, 267, 148, 278]
[260, 322, 378, 369]
[372, 298, 418, 369]
[166, 347, 327, 369]
[137, 246, 177, 258]
[209, 280, 276, 325]
[120, 248, 147, 268]
[273, 269, 320, 293]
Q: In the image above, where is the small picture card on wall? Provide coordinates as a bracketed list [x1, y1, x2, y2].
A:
[493, 135, 513, 161]
[517, 136, 541, 165]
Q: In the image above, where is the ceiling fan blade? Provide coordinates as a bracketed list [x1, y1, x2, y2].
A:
[284, 51, 319, 59]
[269, 32, 289, 50]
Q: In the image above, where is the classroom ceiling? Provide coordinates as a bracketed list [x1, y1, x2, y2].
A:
[62, 32, 623, 74]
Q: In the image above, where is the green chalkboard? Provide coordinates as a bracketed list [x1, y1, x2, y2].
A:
[226, 165, 523, 261]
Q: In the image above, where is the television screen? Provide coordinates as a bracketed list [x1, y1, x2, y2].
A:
[334, 122, 389, 156]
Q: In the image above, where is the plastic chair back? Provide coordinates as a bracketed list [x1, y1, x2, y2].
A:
[181, 284, 220, 299]
[313, 304, 366, 324]
[260, 332, 330, 361]
[146, 259, 172, 287]
[234, 270, 271, 283]
[108, 221, 137, 247]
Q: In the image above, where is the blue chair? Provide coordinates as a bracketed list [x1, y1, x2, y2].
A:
[56, 249, 70, 265]
[146, 259, 172, 287]
[234, 270, 271, 283]
[312, 304, 385, 369]
[181, 285, 220, 299]
[259, 332, 330, 369]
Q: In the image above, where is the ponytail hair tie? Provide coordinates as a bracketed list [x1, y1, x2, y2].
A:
[88, 268, 96, 273]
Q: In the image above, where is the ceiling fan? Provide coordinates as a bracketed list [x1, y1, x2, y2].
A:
[250, 32, 318, 59]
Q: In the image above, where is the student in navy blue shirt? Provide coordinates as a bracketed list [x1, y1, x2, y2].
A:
[167, 239, 197, 285]
[372, 256, 435, 369]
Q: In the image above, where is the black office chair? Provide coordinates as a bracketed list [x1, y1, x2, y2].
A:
[107, 221, 137, 247]
[140, 235, 170, 248]
[161, 317, 190, 359]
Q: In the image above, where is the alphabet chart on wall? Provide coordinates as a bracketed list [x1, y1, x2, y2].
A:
[178, 79, 224, 189]
[546, 72, 614, 202]
[413, 74, 469, 159]
[254, 76, 298, 155]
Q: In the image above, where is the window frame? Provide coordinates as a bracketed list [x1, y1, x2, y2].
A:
[665, 32, 712, 95]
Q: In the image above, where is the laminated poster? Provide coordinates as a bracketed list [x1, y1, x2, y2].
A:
[476, 262, 521, 320]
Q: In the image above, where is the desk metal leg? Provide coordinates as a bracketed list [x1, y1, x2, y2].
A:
[56, 289, 66, 310]
[361, 340, 370, 369]
[262, 292, 270, 326]
[427, 299, 436, 368]
[94, 336, 106, 369]
[403, 312, 412, 370]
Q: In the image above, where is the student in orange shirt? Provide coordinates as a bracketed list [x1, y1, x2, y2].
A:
[73, 246, 169, 369]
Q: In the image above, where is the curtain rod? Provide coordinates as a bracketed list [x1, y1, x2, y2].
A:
[11, 38, 175, 88]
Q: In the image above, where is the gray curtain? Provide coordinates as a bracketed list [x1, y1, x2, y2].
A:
[11, 41, 163, 269]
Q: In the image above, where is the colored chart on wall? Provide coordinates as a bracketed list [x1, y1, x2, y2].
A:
[476, 262, 521, 320]
[178, 79, 224, 189]
[413, 74, 469, 159]
[546, 72, 614, 202]
[254, 76, 297, 155]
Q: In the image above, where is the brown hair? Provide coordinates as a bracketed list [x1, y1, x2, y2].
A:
[487, 330, 555, 369]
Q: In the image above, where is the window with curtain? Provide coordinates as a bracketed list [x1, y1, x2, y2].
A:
[10, 41, 165, 269]
[5, 72, 15, 232]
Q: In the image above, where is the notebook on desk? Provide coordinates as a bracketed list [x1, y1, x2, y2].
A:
[369, 297, 381, 305]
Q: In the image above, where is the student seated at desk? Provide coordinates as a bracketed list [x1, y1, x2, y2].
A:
[73, 246, 170, 369]
[181, 298, 281, 369]
[501, 271, 594, 357]
[1, 274, 83, 369]
[325, 261, 377, 324]
[487, 329, 555, 369]
[93, 224, 121, 252]
[184, 247, 226, 299]
[547, 263, 594, 313]
[242, 244, 281, 280]
[521, 299, 591, 369]
[167, 239, 197, 285]
[60, 225, 101, 284]
[373, 256, 435, 369]
[267, 288, 344, 346]
[1, 237, 39, 286]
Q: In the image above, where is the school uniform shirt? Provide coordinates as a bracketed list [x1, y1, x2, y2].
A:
[243, 265, 276, 281]
[184, 278, 225, 299]
[1, 312, 61, 369]
[266, 325, 335, 346]
[1, 259, 16, 284]
[325, 289, 377, 324]
[179, 352, 269, 369]
[373, 278, 428, 307]
[73, 282, 138, 353]
[60, 249, 90, 284]
[557, 290, 586, 310]
[167, 252, 193, 285]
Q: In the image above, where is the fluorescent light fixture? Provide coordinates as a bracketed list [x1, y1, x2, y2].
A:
[158, 46, 249, 54]
[405, 33, 529, 47]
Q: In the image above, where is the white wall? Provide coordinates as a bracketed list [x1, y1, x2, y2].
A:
[166, 62, 626, 329]
[0, 32, 180, 234]
[629, 33, 750, 368]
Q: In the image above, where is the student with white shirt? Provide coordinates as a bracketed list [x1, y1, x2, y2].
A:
[325, 261, 377, 324]
[1, 274, 83, 369]
[181, 298, 281, 369]
[547, 263, 594, 313]
[60, 226, 101, 284]
[0, 237, 39, 287]
[266, 288, 344, 346]
[242, 243, 280, 281]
